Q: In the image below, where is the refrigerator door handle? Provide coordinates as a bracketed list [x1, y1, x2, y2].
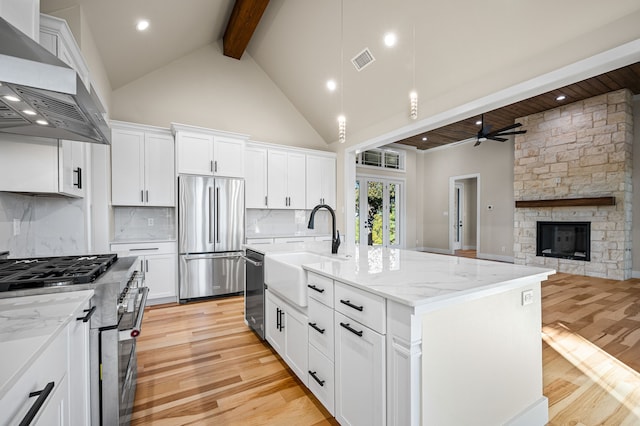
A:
[216, 187, 220, 243]
[208, 186, 213, 243]
[184, 253, 241, 261]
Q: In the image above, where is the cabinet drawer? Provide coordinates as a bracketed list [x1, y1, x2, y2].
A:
[308, 344, 335, 416]
[273, 236, 314, 244]
[110, 241, 176, 256]
[307, 272, 334, 307]
[246, 238, 274, 245]
[335, 281, 386, 334]
[308, 298, 334, 360]
[0, 329, 68, 422]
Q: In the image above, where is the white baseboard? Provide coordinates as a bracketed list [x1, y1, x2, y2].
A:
[505, 397, 549, 426]
[463, 245, 477, 250]
[633, 270, 640, 279]
[477, 252, 514, 263]
[419, 247, 452, 255]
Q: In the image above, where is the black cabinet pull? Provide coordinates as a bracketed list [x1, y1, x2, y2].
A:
[276, 308, 281, 330]
[309, 371, 325, 386]
[279, 309, 285, 331]
[340, 322, 363, 337]
[76, 306, 96, 323]
[308, 322, 325, 334]
[73, 167, 82, 189]
[19, 381, 55, 426]
[308, 284, 325, 293]
[340, 299, 364, 312]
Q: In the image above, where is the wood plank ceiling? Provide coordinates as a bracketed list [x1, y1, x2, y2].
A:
[397, 62, 640, 150]
[223, 0, 271, 60]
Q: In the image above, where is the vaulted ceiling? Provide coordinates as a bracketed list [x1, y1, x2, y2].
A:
[40, 0, 640, 149]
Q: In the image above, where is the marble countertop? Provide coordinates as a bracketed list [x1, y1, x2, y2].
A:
[246, 232, 331, 239]
[0, 290, 94, 400]
[245, 242, 555, 309]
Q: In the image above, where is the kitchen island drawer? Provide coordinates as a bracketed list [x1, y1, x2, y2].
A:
[308, 344, 335, 416]
[334, 281, 386, 334]
[307, 272, 334, 307]
[308, 298, 334, 360]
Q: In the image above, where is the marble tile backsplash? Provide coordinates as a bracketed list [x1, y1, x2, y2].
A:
[246, 209, 331, 238]
[0, 192, 86, 257]
[113, 207, 176, 241]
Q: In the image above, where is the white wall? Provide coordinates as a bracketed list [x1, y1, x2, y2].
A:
[420, 140, 514, 259]
[111, 42, 327, 150]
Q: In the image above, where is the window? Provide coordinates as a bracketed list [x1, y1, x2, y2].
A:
[356, 148, 405, 171]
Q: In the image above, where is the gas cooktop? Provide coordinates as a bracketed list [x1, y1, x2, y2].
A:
[0, 254, 118, 292]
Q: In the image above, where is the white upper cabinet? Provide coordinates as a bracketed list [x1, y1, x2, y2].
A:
[173, 123, 247, 178]
[111, 121, 175, 206]
[306, 154, 336, 209]
[267, 149, 305, 209]
[39, 14, 90, 89]
[0, 135, 85, 197]
[245, 144, 268, 208]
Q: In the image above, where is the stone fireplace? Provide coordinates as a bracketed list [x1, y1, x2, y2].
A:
[513, 89, 633, 280]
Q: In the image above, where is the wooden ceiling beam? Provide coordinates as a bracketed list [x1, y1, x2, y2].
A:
[223, 0, 270, 60]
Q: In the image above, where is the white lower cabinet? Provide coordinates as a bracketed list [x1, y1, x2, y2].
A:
[335, 311, 385, 426]
[110, 242, 177, 303]
[308, 345, 335, 414]
[265, 289, 308, 385]
[68, 300, 92, 426]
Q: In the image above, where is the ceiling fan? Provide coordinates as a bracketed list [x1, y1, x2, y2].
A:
[474, 114, 527, 146]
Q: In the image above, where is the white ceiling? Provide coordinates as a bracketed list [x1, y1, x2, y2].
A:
[40, 0, 640, 146]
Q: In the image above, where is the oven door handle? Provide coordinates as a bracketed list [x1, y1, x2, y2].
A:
[239, 255, 263, 267]
[119, 286, 149, 342]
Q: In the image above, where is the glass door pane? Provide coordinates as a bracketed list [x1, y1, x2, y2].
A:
[355, 180, 360, 245]
[388, 183, 397, 246]
[367, 181, 383, 246]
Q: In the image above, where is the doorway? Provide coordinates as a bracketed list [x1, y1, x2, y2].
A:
[355, 176, 403, 248]
[449, 174, 479, 254]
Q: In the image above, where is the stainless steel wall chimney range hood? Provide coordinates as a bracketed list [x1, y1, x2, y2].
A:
[0, 17, 110, 144]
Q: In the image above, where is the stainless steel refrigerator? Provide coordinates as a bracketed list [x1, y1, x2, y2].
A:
[178, 174, 245, 301]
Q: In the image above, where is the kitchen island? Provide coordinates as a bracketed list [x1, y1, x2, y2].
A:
[246, 242, 555, 426]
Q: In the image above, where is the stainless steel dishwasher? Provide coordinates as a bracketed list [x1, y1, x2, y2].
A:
[243, 249, 265, 339]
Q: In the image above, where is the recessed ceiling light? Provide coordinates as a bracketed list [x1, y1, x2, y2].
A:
[22, 109, 36, 116]
[326, 79, 337, 92]
[475, 120, 482, 125]
[383, 32, 397, 47]
[422, 137, 427, 141]
[3, 95, 20, 102]
[136, 19, 149, 31]
[556, 94, 566, 101]
[36, 119, 48, 125]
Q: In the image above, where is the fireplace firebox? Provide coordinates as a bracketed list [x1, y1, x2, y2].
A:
[536, 221, 590, 261]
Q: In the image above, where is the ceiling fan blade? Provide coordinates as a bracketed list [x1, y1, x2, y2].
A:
[489, 136, 508, 142]
[494, 122, 523, 133]
[494, 130, 528, 136]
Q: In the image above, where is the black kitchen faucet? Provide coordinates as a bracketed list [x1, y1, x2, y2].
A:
[308, 204, 340, 254]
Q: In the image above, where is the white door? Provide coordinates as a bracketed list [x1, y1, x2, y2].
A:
[58, 139, 85, 198]
[286, 152, 306, 209]
[144, 133, 175, 206]
[145, 254, 177, 300]
[265, 291, 285, 353]
[267, 150, 289, 209]
[356, 177, 402, 248]
[306, 155, 336, 209]
[284, 306, 309, 385]
[453, 182, 464, 250]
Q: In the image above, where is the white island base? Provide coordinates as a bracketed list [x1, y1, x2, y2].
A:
[251, 243, 554, 426]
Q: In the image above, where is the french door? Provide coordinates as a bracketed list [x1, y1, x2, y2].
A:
[355, 176, 402, 247]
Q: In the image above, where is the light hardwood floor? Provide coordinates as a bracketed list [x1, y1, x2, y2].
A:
[132, 272, 640, 425]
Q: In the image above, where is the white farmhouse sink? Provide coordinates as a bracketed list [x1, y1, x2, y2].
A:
[264, 251, 332, 307]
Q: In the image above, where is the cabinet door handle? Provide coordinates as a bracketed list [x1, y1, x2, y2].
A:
[141, 190, 144, 202]
[276, 308, 281, 330]
[279, 309, 285, 331]
[308, 322, 325, 334]
[214, 160, 218, 173]
[20, 381, 55, 426]
[340, 299, 364, 312]
[265, 196, 268, 206]
[307, 284, 325, 293]
[210, 160, 214, 172]
[73, 167, 82, 189]
[309, 371, 325, 386]
[145, 190, 149, 202]
[130, 248, 159, 251]
[145, 259, 149, 273]
[340, 322, 363, 337]
[76, 306, 96, 323]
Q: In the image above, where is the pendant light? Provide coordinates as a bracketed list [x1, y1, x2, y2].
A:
[409, 25, 418, 120]
[338, 0, 346, 143]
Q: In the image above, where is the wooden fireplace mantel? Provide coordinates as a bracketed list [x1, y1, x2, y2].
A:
[515, 196, 616, 208]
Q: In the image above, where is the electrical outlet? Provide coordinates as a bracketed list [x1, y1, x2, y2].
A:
[522, 289, 534, 306]
[147, 218, 154, 227]
[13, 219, 20, 236]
